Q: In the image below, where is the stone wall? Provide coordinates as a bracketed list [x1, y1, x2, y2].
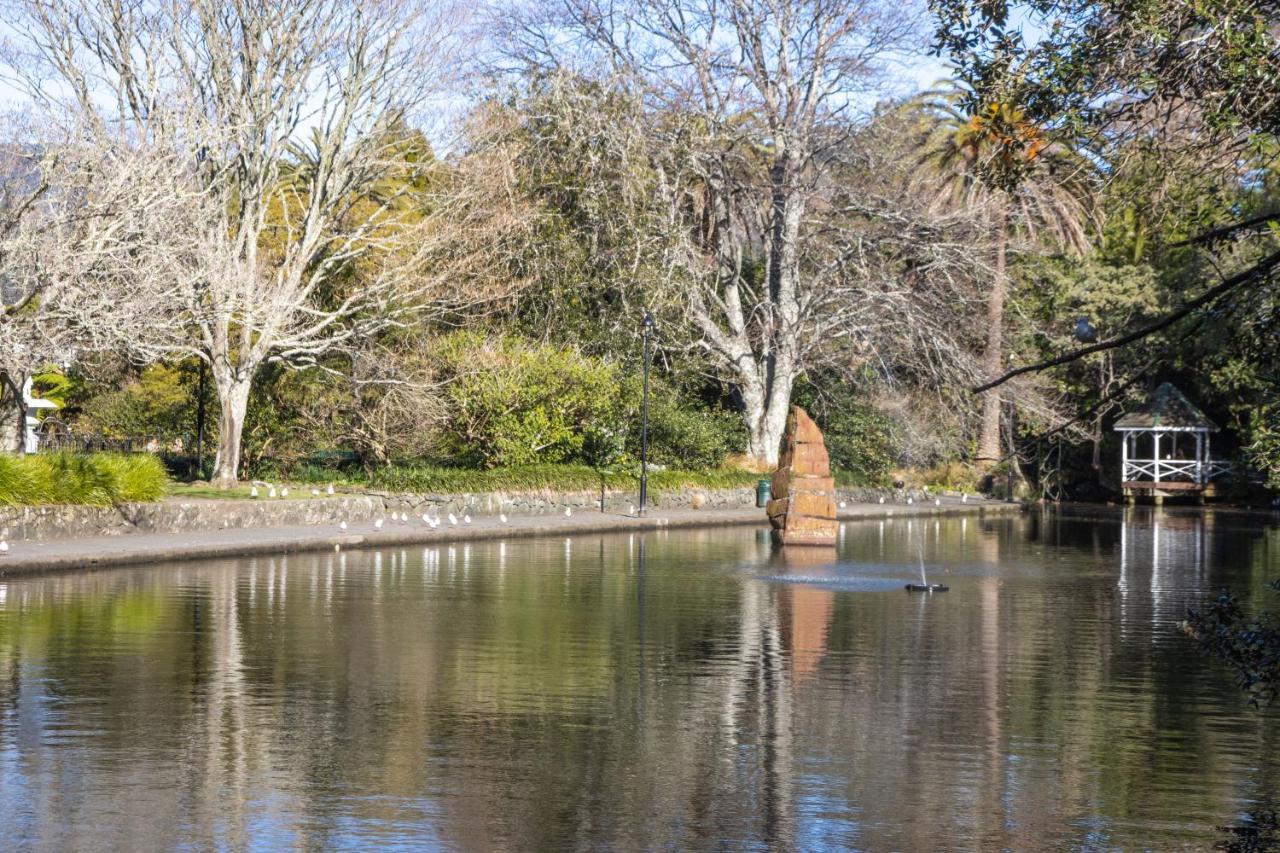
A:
[1, 484, 942, 541]
[0, 496, 384, 541]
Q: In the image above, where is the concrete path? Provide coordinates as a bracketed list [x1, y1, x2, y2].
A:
[0, 498, 1019, 576]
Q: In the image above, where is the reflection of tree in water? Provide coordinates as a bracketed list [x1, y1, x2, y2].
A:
[3, 516, 1280, 847]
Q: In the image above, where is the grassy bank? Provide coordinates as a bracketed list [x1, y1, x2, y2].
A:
[0, 453, 169, 506]
[366, 463, 761, 495]
[168, 463, 764, 499]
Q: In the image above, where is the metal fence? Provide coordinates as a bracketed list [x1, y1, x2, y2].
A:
[36, 434, 142, 454]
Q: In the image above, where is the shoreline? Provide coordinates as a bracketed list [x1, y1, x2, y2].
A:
[0, 499, 1020, 578]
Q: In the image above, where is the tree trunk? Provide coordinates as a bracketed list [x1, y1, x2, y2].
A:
[210, 371, 252, 488]
[742, 153, 805, 469]
[977, 203, 1009, 468]
[0, 373, 26, 454]
[744, 374, 796, 466]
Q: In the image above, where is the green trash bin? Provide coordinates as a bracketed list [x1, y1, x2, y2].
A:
[756, 478, 771, 508]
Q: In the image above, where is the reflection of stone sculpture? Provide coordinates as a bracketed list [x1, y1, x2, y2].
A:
[766, 406, 838, 546]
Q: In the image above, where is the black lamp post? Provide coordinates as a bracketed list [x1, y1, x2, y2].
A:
[638, 311, 656, 516]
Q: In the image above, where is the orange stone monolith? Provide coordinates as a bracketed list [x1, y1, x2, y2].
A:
[766, 407, 838, 546]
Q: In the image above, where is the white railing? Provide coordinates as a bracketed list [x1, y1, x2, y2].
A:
[1123, 459, 1233, 484]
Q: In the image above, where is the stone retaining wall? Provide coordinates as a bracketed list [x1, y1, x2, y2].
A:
[1, 484, 941, 541]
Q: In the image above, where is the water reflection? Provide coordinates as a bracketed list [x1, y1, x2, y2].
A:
[0, 508, 1278, 849]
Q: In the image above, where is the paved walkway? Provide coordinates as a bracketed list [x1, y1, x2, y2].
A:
[0, 498, 1019, 576]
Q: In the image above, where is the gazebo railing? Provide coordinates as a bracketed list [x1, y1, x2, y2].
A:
[1123, 459, 1233, 484]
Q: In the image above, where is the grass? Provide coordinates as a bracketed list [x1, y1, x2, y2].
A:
[175, 459, 915, 500]
[171, 462, 763, 499]
[0, 453, 169, 506]
[166, 482, 352, 500]
[367, 463, 761, 495]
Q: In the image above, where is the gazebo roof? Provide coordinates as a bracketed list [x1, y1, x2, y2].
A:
[1114, 382, 1218, 431]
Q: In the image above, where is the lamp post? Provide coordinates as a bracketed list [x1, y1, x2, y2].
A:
[638, 311, 656, 516]
[195, 360, 207, 480]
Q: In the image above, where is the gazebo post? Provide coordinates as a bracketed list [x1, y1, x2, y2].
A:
[1194, 431, 1203, 484]
[1121, 429, 1128, 478]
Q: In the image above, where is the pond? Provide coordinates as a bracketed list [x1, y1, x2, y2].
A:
[1, 507, 1278, 849]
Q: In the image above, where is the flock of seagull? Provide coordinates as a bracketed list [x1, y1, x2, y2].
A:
[248, 481, 338, 499]
[339, 505, 579, 533]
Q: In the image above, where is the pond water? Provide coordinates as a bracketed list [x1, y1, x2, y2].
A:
[1, 507, 1278, 850]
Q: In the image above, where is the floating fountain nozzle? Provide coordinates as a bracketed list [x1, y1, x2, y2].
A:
[907, 538, 948, 592]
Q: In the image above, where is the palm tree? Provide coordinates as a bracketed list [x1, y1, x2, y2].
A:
[912, 80, 1097, 469]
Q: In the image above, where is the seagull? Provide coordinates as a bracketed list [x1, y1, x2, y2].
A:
[564, 507, 573, 518]
[0, 540, 8, 556]
[429, 516, 440, 529]
[499, 513, 508, 523]
[961, 494, 968, 503]
[339, 521, 348, 531]
[934, 498, 941, 506]
[448, 513, 458, 526]
[422, 513, 431, 524]
[268, 486, 277, 499]
[906, 497, 913, 505]
[326, 484, 335, 495]
[374, 518, 384, 530]
[281, 487, 289, 498]
[311, 488, 320, 496]
[463, 514, 472, 524]
[878, 496, 885, 504]
[628, 505, 635, 515]
[839, 501, 847, 509]
[250, 485, 259, 498]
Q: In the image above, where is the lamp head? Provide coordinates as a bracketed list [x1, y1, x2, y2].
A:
[641, 311, 656, 331]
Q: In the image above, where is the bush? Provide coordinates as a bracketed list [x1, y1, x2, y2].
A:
[819, 403, 900, 486]
[75, 364, 198, 440]
[636, 392, 745, 470]
[1247, 406, 1280, 490]
[438, 333, 628, 468]
[0, 453, 169, 506]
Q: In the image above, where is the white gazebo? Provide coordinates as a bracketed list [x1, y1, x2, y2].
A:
[1115, 382, 1232, 504]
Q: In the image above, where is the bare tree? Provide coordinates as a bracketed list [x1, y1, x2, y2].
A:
[495, 0, 924, 463]
[6, 0, 481, 484]
[0, 119, 196, 452]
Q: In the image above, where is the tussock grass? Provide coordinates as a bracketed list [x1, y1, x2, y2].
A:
[0, 453, 169, 506]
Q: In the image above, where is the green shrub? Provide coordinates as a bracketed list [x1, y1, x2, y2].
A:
[438, 333, 628, 468]
[1247, 406, 1280, 490]
[634, 391, 744, 470]
[0, 453, 169, 506]
[76, 364, 198, 439]
[819, 403, 900, 486]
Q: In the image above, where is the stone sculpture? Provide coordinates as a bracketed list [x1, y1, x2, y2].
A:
[766, 406, 838, 546]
